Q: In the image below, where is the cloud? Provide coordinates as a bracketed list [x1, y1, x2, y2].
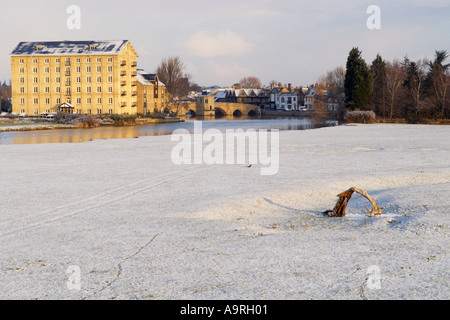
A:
[185, 30, 254, 58]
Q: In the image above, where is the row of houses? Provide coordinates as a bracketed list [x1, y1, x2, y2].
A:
[195, 81, 343, 113]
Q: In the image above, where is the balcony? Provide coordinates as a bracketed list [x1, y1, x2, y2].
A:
[121, 91, 127, 96]
[65, 82, 71, 86]
[121, 81, 127, 86]
[132, 103, 137, 108]
[121, 70, 127, 76]
[131, 71, 137, 77]
[65, 71, 71, 76]
[65, 61, 71, 66]
[121, 60, 126, 66]
[131, 91, 137, 96]
[121, 102, 127, 108]
[131, 81, 137, 87]
[131, 61, 137, 67]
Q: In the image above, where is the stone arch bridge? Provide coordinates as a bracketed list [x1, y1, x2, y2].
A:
[168, 102, 261, 118]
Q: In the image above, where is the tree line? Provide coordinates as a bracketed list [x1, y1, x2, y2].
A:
[324, 47, 450, 122]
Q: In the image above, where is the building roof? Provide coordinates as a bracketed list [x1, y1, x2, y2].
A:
[137, 69, 165, 87]
[10, 40, 130, 56]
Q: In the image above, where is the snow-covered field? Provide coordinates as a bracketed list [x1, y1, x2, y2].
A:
[0, 124, 448, 300]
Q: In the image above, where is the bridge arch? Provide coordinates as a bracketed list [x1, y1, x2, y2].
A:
[233, 109, 243, 117]
[215, 108, 227, 117]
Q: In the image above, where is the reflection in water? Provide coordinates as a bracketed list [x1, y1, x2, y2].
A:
[0, 117, 330, 145]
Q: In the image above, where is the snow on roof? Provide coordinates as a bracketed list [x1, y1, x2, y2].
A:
[10, 40, 129, 56]
[137, 69, 166, 87]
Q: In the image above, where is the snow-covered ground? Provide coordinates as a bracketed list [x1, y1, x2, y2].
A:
[0, 124, 448, 300]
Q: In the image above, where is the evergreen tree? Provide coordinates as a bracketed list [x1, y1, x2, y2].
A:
[344, 48, 372, 110]
[370, 54, 387, 118]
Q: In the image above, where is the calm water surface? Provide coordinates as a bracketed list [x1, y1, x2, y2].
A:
[0, 117, 331, 145]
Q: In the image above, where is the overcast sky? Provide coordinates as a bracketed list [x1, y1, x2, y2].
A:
[1, 0, 449, 87]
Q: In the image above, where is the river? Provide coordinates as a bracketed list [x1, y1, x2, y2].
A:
[0, 116, 333, 145]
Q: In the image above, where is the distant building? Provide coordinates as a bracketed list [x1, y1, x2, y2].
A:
[10, 40, 140, 115]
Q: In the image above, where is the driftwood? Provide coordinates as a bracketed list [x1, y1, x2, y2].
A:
[324, 187, 383, 217]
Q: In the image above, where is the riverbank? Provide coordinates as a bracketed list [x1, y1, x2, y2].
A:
[0, 116, 183, 132]
[0, 124, 448, 300]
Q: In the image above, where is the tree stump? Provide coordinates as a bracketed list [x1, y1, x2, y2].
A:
[324, 187, 383, 217]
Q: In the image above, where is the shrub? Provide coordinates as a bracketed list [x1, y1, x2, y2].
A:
[344, 110, 376, 124]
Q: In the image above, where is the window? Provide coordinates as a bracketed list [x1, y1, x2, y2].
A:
[66, 88, 71, 96]
[108, 76, 113, 83]
[76, 77, 81, 83]
[108, 87, 113, 93]
[97, 108, 102, 114]
[19, 59, 24, 64]
[20, 77, 24, 84]
[76, 66, 81, 73]
[97, 66, 101, 73]
[97, 87, 101, 93]
[33, 67, 38, 74]
[108, 98, 113, 104]
[33, 77, 38, 84]
[45, 98, 50, 105]
[108, 66, 113, 73]
[20, 99, 25, 105]
[20, 87, 25, 93]
[45, 77, 50, 83]
[65, 67, 71, 76]
[56, 67, 60, 73]
[87, 108, 92, 114]
[107, 58, 113, 63]
[45, 59, 49, 64]
[34, 98, 38, 104]
[33, 59, 38, 64]
[86, 66, 91, 73]
[87, 98, 91, 104]
[97, 77, 101, 83]
[86, 58, 91, 63]
[19, 68, 24, 74]
[34, 110, 39, 116]
[56, 98, 61, 104]
[86, 77, 91, 83]
[97, 98, 102, 104]
[76, 58, 81, 63]
[76, 98, 81, 104]
[45, 87, 50, 93]
[108, 109, 113, 114]
[86, 87, 91, 93]
[20, 109, 25, 113]
[76, 87, 81, 93]
[55, 58, 60, 63]
[65, 78, 71, 86]
[56, 77, 61, 83]
[45, 67, 49, 73]
[96, 58, 101, 63]
[56, 87, 61, 93]
[33, 87, 38, 93]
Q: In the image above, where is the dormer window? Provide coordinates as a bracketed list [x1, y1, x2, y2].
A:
[89, 45, 98, 51]
[34, 45, 45, 51]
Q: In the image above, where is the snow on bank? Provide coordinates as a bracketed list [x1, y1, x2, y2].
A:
[0, 124, 448, 300]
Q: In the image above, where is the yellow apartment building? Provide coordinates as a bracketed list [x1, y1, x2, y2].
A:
[10, 40, 140, 115]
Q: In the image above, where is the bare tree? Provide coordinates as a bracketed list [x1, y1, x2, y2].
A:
[156, 56, 190, 101]
[239, 76, 262, 89]
[156, 56, 195, 116]
[385, 60, 406, 119]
